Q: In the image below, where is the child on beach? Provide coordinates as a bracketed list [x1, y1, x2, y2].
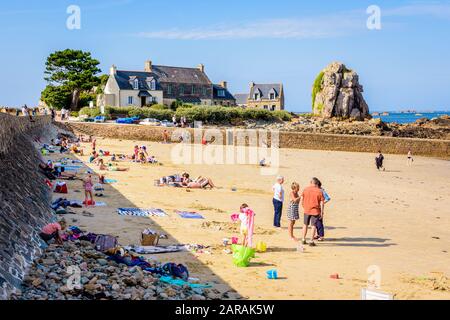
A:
[238, 204, 255, 247]
[83, 172, 95, 207]
[40, 220, 67, 245]
[287, 182, 301, 241]
[407, 149, 414, 166]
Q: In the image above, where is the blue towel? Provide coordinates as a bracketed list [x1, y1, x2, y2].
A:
[117, 208, 167, 217]
[104, 179, 118, 184]
[176, 210, 204, 219]
[159, 276, 212, 289]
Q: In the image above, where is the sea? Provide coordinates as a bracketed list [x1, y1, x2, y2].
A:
[371, 112, 450, 124]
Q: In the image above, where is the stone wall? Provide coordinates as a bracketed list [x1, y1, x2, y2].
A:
[63, 122, 450, 159]
[0, 114, 54, 299]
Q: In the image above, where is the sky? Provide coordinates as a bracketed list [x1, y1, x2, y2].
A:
[1, 0, 450, 112]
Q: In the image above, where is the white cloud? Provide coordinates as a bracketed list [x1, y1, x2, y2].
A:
[135, 2, 450, 40]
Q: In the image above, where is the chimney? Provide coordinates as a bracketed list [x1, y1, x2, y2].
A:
[198, 64, 205, 73]
[250, 81, 255, 88]
[144, 60, 152, 72]
[110, 65, 117, 76]
[220, 81, 227, 89]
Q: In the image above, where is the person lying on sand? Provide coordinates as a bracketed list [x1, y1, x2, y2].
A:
[40, 220, 67, 245]
[185, 176, 215, 189]
[97, 158, 129, 171]
[39, 162, 77, 180]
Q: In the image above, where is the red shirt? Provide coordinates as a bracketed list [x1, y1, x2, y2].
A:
[301, 186, 325, 216]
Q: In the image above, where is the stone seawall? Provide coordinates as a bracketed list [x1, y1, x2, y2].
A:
[0, 114, 54, 299]
[64, 122, 450, 159]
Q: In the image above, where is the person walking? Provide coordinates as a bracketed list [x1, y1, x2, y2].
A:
[407, 149, 414, 166]
[301, 177, 325, 246]
[272, 176, 285, 228]
[375, 150, 385, 171]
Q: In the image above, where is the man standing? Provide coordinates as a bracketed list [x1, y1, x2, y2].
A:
[301, 177, 325, 246]
[272, 176, 284, 228]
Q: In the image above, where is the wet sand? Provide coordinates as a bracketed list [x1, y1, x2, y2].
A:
[47, 137, 450, 299]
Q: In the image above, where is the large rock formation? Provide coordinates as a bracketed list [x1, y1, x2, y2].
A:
[312, 62, 370, 120]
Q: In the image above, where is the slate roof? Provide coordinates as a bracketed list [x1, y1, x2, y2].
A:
[213, 84, 235, 100]
[249, 83, 282, 100]
[234, 93, 249, 105]
[114, 65, 212, 90]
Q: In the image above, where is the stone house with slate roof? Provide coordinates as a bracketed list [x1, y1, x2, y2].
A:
[102, 60, 235, 107]
[234, 82, 284, 111]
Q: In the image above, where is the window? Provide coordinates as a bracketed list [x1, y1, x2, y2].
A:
[133, 79, 139, 90]
[191, 85, 196, 94]
[202, 87, 207, 96]
[179, 85, 184, 95]
[128, 96, 133, 105]
[147, 79, 156, 90]
[254, 93, 259, 100]
[167, 84, 172, 95]
[218, 89, 225, 97]
[270, 93, 275, 100]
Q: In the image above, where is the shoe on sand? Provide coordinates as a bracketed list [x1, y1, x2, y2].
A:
[308, 241, 316, 247]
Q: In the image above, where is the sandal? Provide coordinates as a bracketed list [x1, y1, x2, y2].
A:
[308, 241, 316, 247]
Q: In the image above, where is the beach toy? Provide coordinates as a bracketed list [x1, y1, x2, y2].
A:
[41, 148, 48, 155]
[330, 273, 340, 279]
[222, 238, 229, 246]
[231, 236, 239, 244]
[231, 244, 255, 267]
[256, 241, 267, 253]
[83, 199, 96, 206]
[230, 213, 239, 222]
[266, 269, 278, 279]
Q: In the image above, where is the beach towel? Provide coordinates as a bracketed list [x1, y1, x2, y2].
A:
[117, 208, 167, 217]
[62, 165, 83, 171]
[243, 207, 255, 247]
[159, 276, 212, 289]
[124, 245, 187, 254]
[72, 200, 107, 207]
[176, 210, 204, 219]
[104, 179, 118, 184]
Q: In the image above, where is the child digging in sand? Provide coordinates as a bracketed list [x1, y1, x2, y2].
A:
[287, 182, 301, 241]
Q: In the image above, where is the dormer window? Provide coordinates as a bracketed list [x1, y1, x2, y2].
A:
[269, 88, 277, 100]
[254, 93, 259, 100]
[147, 79, 156, 90]
[218, 89, 225, 97]
[133, 79, 139, 90]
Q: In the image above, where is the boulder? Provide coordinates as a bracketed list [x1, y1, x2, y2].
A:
[312, 62, 370, 120]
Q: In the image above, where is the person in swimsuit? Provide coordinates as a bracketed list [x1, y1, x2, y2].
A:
[186, 176, 215, 189]
[407, 149, 414, 166]
[83, 172, 95, 206]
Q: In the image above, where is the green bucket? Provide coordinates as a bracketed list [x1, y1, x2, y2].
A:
[231, 244, 256, 267]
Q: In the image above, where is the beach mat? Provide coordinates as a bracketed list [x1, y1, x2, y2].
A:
[159, 275, 212, 289]
[117, 208, 167, 217]
[125, 245, 186, 254]
[176, 210, 204, 219]
[104, 179, 118, 184]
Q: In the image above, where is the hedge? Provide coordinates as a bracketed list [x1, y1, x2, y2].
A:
[79, 105, 292, 123]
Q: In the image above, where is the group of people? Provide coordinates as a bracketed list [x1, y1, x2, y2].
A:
[272, 176, 330, 246]
[172, 115, 188, 128]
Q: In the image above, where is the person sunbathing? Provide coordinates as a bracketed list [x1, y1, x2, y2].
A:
[186, 176, 215, 189]
[39, 162, 77, 180]
[97, 158, 129, 171]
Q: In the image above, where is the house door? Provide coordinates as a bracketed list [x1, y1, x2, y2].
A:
[141, 97, 146, 107]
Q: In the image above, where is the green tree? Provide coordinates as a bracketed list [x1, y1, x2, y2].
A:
[40, 85, 72, 110]
[44, 49, 101, 110]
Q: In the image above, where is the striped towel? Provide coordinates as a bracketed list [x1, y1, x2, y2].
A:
[117, 208, 167, 217]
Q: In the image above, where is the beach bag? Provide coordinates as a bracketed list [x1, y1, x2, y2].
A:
[162, 263, 189, 280]
[231, 244, 255, 267]
[141, 233, 159, 246]
[94, 235, 118, 252]
[54, 182, 68, 194]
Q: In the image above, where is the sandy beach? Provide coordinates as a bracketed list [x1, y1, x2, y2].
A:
[46, 137, 450, 300]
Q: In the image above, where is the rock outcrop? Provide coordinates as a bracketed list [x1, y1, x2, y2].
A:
[312, 62, 370, 120]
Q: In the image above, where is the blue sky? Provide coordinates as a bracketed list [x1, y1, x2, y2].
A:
[1, 0, 450, 112]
